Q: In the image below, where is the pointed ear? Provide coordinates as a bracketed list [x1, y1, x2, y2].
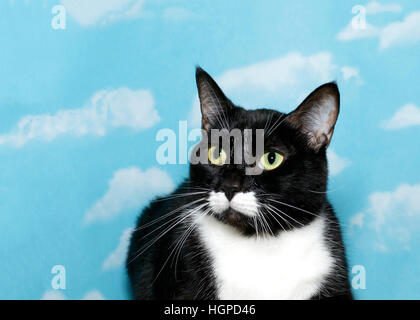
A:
[196, 67, 230, 131]
[286, 82, 340, 152]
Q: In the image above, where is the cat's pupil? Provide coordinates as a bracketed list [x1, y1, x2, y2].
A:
[268, 152, 276, 164]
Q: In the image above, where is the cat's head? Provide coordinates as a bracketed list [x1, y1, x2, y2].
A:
[190, 67, 339, 235]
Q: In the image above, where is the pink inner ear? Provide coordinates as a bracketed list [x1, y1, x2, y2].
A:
[196, 71, 230, 131]
[312, 98, 338, 142]
[306, 99, 338, 151]
[287, 93, 339, 152]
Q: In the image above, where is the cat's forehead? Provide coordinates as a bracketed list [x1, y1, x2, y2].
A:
[226, 107, 294, 153]
[230, 107, 285, 130]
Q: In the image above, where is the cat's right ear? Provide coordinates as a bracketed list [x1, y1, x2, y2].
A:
[196, 67, 230, 131]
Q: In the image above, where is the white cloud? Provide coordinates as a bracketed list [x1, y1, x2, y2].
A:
[373, 242, 388, 252]
[370, 184, 420, 229]
[84, 167, 174, 225]
[365, 1, 402, 14]
[336, 22, 381, 41]
[340, 66, 363, 85]
[41, 290, 67, 300]
[190, 52, 357, 127]
[381, 103, 420, 130]
[41, 289, 106, 300]
[337, 10, 420, 49]
[350, 212, 365, 229]
[0, 88, 159, 147]
[60, 0, 143, 26]
[357, 183, 420, 251]
[340, 66, 359, 81]
[379, 11, 420, 49]
[102, 228, 133, 271]
[82, 290, 106, 300]
[327, 150, 351, 176]
[162, 7, 197, 22]
[217, 52, 335, 93]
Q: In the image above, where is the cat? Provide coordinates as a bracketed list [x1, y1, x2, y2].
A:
[126, 67, 353, 300]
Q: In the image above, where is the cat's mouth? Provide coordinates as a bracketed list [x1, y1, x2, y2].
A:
[220, 208, 250, 228]
[207, 191, 259, 225]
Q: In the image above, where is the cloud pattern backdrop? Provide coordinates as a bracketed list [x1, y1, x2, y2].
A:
[0, 0, 419, 299]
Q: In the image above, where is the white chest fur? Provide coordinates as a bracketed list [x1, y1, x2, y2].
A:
[196, 214, 334, 300]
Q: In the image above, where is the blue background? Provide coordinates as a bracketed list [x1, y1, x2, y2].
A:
[0, 0, 419, 299]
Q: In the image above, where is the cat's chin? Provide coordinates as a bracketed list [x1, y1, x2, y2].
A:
[213, 208, 253, 233]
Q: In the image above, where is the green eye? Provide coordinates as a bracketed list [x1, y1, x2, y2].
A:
[259, 152, 284, 170]
[208, 146, 227, 166]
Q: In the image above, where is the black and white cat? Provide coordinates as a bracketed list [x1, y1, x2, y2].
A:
[126, 67, 352, 300]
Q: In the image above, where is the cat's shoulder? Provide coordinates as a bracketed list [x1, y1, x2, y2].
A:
[134, 179, 191, 226]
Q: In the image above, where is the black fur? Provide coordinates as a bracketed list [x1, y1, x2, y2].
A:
[126, 68, 353, 300]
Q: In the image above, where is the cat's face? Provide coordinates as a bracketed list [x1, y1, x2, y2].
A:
[190, 68, 340, 235]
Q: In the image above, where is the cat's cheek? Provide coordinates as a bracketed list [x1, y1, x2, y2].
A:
[208, 191, 229, 214]
[230, 192, 259, 217]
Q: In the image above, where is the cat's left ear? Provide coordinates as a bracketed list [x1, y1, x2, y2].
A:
[286, 82, 340, 152]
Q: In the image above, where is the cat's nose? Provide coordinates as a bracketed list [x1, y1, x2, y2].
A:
[221, 182, 240, 201]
